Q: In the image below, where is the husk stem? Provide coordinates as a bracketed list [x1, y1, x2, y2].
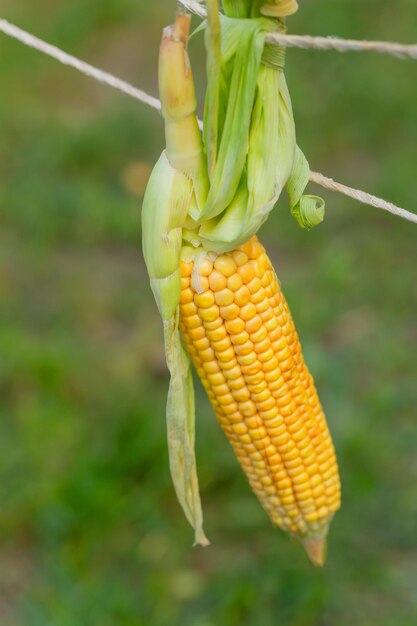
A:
[159, 12, 208, 212]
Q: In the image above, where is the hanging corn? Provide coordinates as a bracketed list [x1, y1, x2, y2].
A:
[142, 0, 340, 566]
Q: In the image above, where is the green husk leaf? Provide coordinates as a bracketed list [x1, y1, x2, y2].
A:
[222, 0, 252, 18]
[142, 151, 192, 319]
[198, 17, 271, 221]
[205, 0, 222, 178]
[164, 315, 209, 547]
[287, 145, 325, 230]
[141, 151, 208, 545]
[291, 195, 325, 230]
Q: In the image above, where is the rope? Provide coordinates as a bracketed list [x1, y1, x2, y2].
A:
[0, 19, 162, 113]
[0, 17, 416, 226]
[309, 172, 417, 225]
[267, 33, 417, 59]
[179, 0, 207, 18]
[180, 0, 417, 60]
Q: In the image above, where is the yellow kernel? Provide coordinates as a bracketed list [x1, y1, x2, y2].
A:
[221, 356, 238, 370]
[239, 400, 257, 417]
[194, 291, 215, 308]
[225, 318, 245, 335]
[220, 303, 240, 320]
[214, 289, 234, 306]
[237, 352, 257, 366]
[255, 299, 270, 314]
[183, 315, 201, 329]
[209, 270, 227, 291]
[199, 258, 214, 276]
[212, 337, 231, 353]
[237, 239, 254, 257]
[253, 258, 266, 278]
[261, 270, 272, 287]
[263, 357, 279, 373]
[234, 286, 251, 307]
[307, 464, 321, 479]
[214, 255, 237, 277]
[217, 392, 235, 406]
[232, 251, 248, 266]
[245, 315, 262, 334]
[240, 362, 262, 376]
[228, 412, 244, 425]
[194, 276, 209, 292]
[217, 347, 236, 363]
[263, 444, 277, 457]
[273, 391, 292, 406]
[247, 380, 267, 394]
[266, 372, 284, 387]
[180, 276, 190, 289]
[250, 426, 268, 441]
[265, 317, 279, 332]
[213, 383, 231, 397]
[258, 348, 275, 363]
[248, 239, 264, 260]
[203, 361, 221, 374]
[251, 389, 270, 403]
[234, 342, 254, 356]
[245, 417, 263, 430]
[207, 372, 225, 386]
[279, 357, 293, 371]
[204, 317, 223, 331]
[194, 337, 210, 351]
[223, 365, 242, 380]
[312, 485, 325, 498]
[221, 403, 239, 416]
[206, 326, 227, 342]
[180, 302, 198, 317]
[180, 288, 193, 304]
[228, 376, 245, 390]
[199, 347, 216, 362]
[318, 506, 329, 519]
[199, 305, 220, 322]
[240, 303, 257, 321]
[268, 453, 282, 466]
[245, 371, 264, 385]
[187, 327, 205, 341]
[227, 273, 243, 291]
[253, 338, 270, 354]
[180, 262, 193, 277]
[230, 331, 250, 346]
[250, 288, 266, 305]
[238, 263, 255, 282]
[292, 471, 310, 486]
[233, 387, 251, 402]
[247, 277, 262, 295]
[272, 336, 287, 353]
[260, 308, 274, 323]
[233, 423, 248, 435]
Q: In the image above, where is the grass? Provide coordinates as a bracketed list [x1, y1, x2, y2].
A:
[0, 0, 417, 624]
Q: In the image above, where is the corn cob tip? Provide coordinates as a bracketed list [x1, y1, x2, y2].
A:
[301, 536, 327, 567]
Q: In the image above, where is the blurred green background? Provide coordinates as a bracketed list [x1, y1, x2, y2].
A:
[0, 1, 416, 624]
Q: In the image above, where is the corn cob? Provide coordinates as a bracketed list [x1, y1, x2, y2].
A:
[179, 237, 340, 564]
[142, 2, 341, 565]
